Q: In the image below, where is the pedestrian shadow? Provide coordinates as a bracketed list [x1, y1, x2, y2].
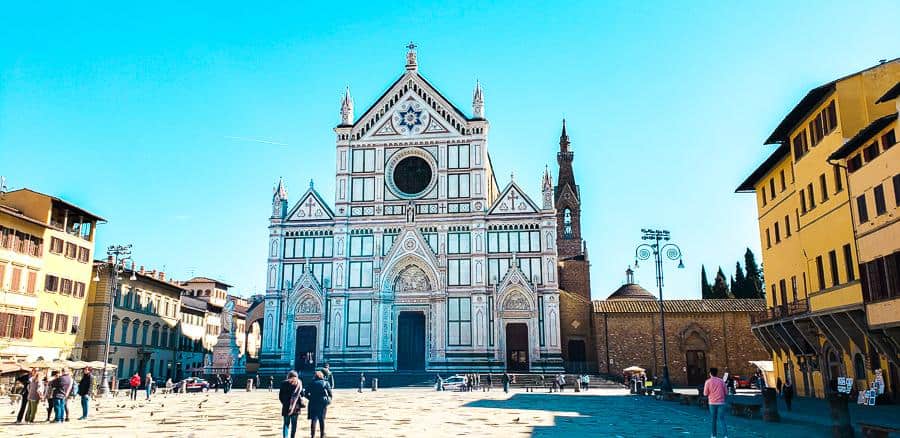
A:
[463, 393, 625, 437]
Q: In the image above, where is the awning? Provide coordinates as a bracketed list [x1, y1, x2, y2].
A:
[750, 360, 774, 372]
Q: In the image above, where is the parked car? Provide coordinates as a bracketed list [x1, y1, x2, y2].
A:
[734, 375, 751, 389]
[177, 377, 210, 392]
[441, 375, 467, 391]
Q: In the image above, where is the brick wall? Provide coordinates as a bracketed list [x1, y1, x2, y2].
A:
[592, 309, 769, 385]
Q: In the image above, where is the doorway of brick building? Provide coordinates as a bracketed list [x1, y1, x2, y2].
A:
[566, 339, 586, 372]
[685, 350, 707, 386]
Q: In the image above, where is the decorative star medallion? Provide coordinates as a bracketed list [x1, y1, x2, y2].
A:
[398, 106, 423, 131]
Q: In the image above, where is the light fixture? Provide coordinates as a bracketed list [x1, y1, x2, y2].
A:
[93, 273, 100, 282]
[677, 259, 685, 269]
[634, 259, 639, 268]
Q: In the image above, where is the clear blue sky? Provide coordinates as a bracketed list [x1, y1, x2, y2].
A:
[2, 1, 898, 298]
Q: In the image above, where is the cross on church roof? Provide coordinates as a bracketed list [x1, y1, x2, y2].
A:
[507, 190, 520, 206]
[304, 197, 317, 216]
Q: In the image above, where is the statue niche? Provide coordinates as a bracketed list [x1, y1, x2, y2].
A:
[393, 265, 431, 293]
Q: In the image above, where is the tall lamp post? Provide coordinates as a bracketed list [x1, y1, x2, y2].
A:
[634, 229, 684, 393]
[93, 244, 135, 396]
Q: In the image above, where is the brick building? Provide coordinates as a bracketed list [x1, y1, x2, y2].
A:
[554, 121, 597, 372]
[592, 271, 769, 386]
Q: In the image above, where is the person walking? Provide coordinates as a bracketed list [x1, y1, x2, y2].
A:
[61, 368, 74, 421]
[270, 375, 275, 392]
[583, 374, 591, 391]
[782, 379, 794, 411]
[14, 370, 31, 424]
[486, 374, 492, 391]
[45, 372, 55, 422]
[358, 373, 365, 393]
[304, 371, 332, 438]
[703, 367, 728, 438]
[223, 374, 232, 394]
[25, 369, 44, 423]
[77, 367, 93, 420]
[320, 363, 335, 389]
[144, 372, 154, 401]
[435, 374, 443, 391]
[278, 371, 304, 438]
[502, 372, 510, 394]
[50, 368, 72, 423]
[256, 373, 261, 389]
[129, 373, 141, 401]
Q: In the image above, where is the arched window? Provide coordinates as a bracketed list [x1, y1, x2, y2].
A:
[151, 324, 160, 346]
[120, 319, 130, 343]
[110, 317, 118, 343]
[131, 320, 140, 345]
[141, 323, 149, 345]
[854, 353, 867, 380]
[563, 209, 573, 238]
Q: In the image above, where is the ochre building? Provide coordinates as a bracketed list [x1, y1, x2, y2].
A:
[0, 188, 103, 361]
[737, 59, 900, 399]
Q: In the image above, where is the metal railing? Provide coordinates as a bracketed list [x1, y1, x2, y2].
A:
[750, 298, 809, 325]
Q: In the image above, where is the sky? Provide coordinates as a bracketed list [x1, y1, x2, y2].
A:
[2, 1, 899, 299]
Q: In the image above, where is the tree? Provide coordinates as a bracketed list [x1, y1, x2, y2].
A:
[711, 266, 730, 299]
[743, 248, 764, 299]
[701, 265, 713, 299]
[733, 261, 749, 298]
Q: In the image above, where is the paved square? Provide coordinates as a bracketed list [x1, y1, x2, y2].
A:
[3, 387, 839, 437]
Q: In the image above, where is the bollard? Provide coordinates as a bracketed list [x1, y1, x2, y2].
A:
[762, 388, 780, 422]
[372, 378, 378, 391]
[827, 392, 853, 438]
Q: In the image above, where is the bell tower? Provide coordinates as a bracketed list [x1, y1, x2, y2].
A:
[555, 119, 584, 260]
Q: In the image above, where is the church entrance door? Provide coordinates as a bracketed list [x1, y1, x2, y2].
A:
[397, 312, 426, 370]
[566, 339, 587, 372]
[294, 326, 317, 372]
[685, 350, 707, 386]
[506, 323, 529, 372]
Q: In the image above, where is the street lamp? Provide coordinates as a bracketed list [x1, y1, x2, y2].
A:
[93, 244, 134, 396]
[634, 229, 684, 393]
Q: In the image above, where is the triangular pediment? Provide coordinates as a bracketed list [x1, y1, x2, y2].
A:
[352, 72, 471, 139]
[285, 187, 335, 222]
[554, 183, 580, 208]
[488, 181, 539, 215]
[287, 267, 324, 316]
[362, 94, 461, 140]
[380, 226, 442, 293]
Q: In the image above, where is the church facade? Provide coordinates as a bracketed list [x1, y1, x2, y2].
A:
[259, 45, 564, 374]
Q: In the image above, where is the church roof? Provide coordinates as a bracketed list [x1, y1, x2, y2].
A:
[606, 283, 656, 300]
[352, 72, 474, 129]
[592, 298, 765, 314]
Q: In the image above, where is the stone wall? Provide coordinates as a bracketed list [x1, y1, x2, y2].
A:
[593, 309, 768, 385]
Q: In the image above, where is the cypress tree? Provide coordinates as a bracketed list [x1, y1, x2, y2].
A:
[744, 248, 763, 299]
[712, 267, 729, 299]
[734, 261, 748, 298]
[701, 265, 713, 299]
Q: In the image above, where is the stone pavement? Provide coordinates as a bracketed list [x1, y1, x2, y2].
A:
[0, 387, 888, 437]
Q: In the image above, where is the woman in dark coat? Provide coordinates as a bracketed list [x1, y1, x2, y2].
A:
[304, 370, 332, 438]
[278, 371, 303, 438]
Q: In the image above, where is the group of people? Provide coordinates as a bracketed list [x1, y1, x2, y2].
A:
[13, 366, 94, 424]
[127, 372, 154, 401]
[210, 373, 234, 393]
[278, 368, 334, 438]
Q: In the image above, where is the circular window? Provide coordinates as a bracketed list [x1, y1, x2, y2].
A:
[392, 156, 432, 196]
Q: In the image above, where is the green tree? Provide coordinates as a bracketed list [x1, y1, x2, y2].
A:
[744, 248, 764, 298]
[733, 261, 749, 298]
[711, 266, 729, 299]
[701, 265, 713, 299]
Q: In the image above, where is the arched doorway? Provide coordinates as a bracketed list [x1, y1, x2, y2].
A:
[681, 327, 709, 386]
[294, 326, 317, 372]
[506, 323, 529, 371]
[397, 312, 426, 370]
[567, 339, 587, 372]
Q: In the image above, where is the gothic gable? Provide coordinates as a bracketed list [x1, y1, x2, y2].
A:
[362, 93, 460, 141]
[496, 258, 537, 297]
[554, 183, 580, 210]
[487, 181, 540, 215]
[380, 227, 442, 293]
[285, 187, 335, 222]
[286, 267, 325, 319]
[352, 72, 471, 140]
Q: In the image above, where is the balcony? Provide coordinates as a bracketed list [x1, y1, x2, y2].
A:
[750, 298, 809, 325]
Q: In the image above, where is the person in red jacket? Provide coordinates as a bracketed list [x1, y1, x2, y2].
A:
[129, 373, 141, 401]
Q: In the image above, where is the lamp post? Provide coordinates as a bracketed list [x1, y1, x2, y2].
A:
[93, 244, 135, 396]
[634, 229, 684, 393]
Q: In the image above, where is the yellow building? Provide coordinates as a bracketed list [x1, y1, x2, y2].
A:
[737, 59, 900, 400]
[827, 81, 900, 400]
[0, 188, 103, 361]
